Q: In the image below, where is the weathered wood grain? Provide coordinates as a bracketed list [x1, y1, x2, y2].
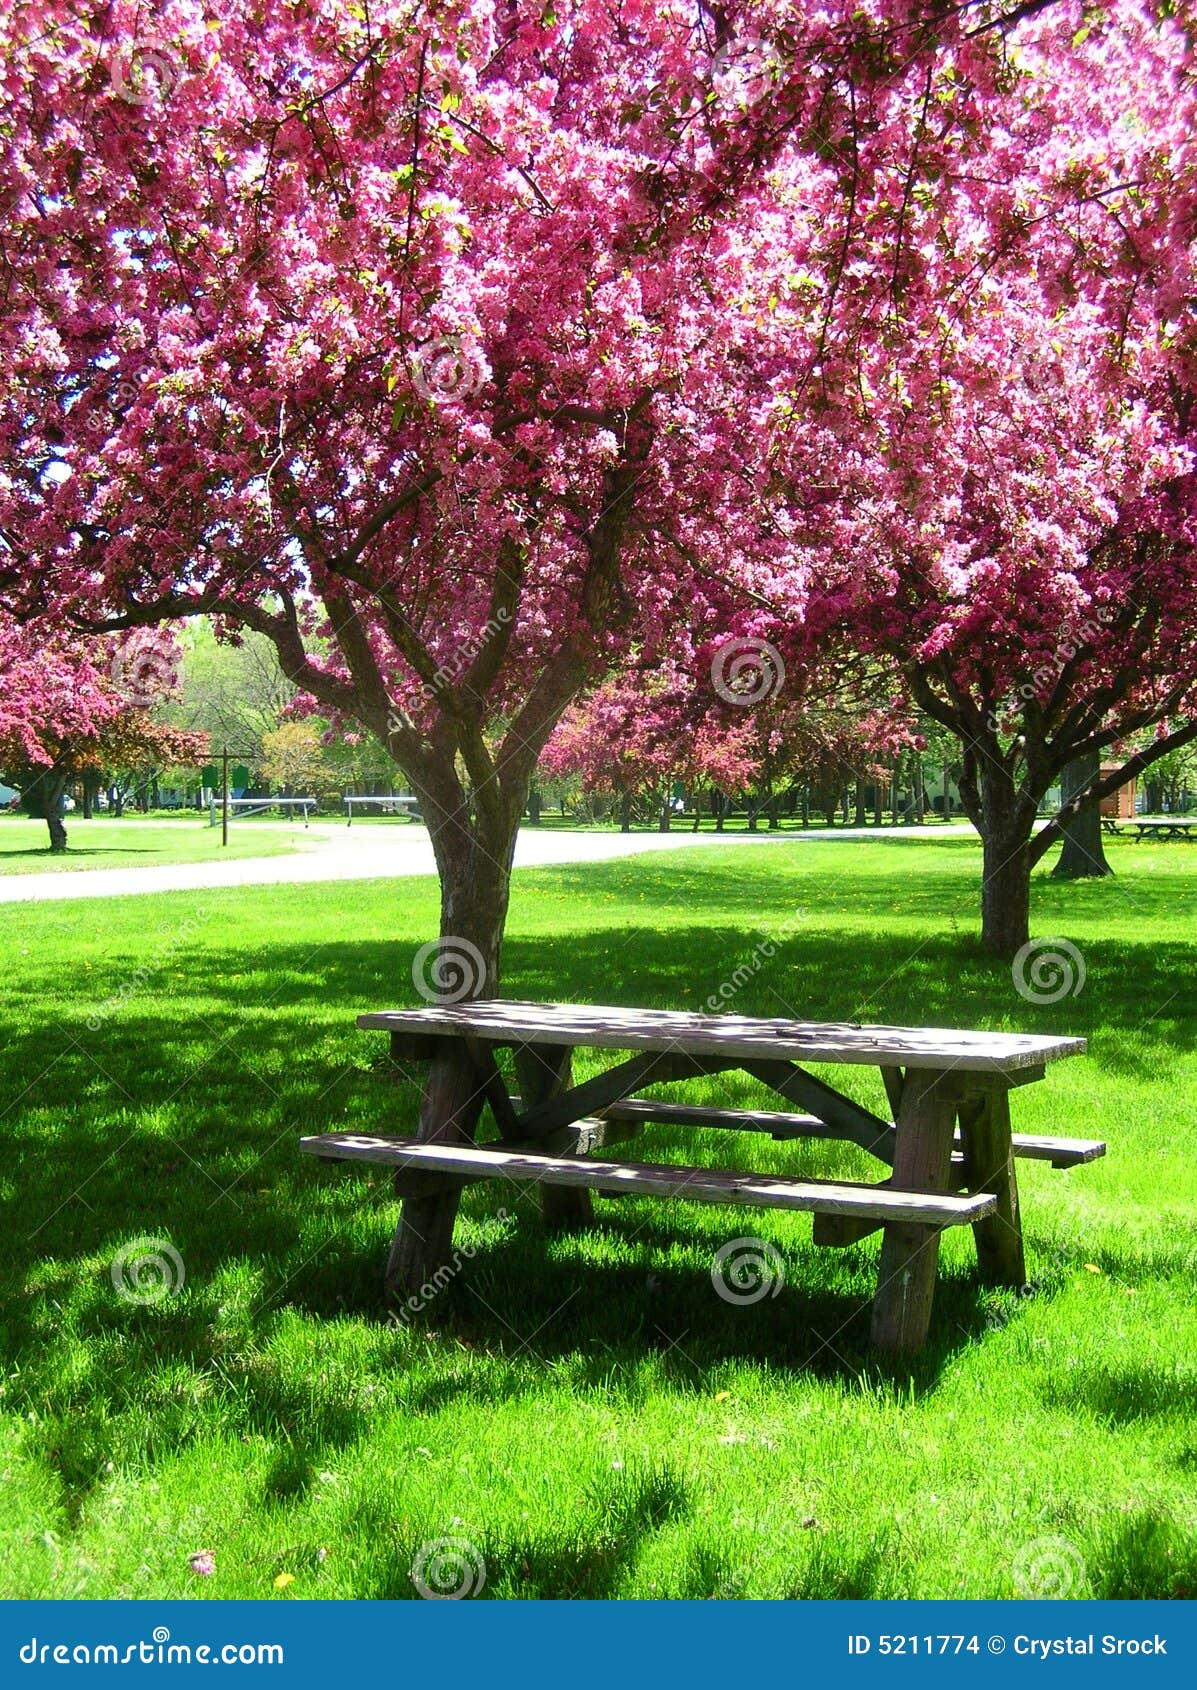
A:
[298, 1134, 997, 1227]
[359, 1001, 1085, 1073]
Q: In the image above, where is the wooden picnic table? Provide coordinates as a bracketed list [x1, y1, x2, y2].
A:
[301, 1001, 1099, 1353]
[1120, 817, 1197, 842]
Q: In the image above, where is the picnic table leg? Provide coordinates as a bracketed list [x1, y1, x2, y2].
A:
[870, 1069, 958, 1354]
[956, 1087, 1026, 1286]
[515, 1042, 594, 1232]
[385, 1041, 485, 1298]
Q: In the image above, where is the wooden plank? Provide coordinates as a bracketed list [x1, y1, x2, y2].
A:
[598, 1097, 831, 1141]
[462, 1036, 522, 1140]
[869, 1070, 961, 1352]
[957, 1089, 1026, 1286]
[514, 1040, 592, 1232]
[556, 1095, 1101, 1168]
[1004, 1132, 1105, 1167]
[742, 1059, 895, 1166]
[298, 1134, 997, 1227]
[880, 1065, 904, 1120]
[812, 1213, 883, 1248]
[383, 1042, 486, 1299]
[359, 1001, 1086, 1074]
[386, 1117, 640, 1198]
[514, 1051, 737, 1139]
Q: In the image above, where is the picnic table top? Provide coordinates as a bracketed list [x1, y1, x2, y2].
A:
[360, 999, 1086, 1074]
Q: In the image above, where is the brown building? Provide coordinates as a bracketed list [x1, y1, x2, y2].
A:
[1099, 763, 1137, 818]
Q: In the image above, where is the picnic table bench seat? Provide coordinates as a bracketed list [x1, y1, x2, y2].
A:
[514, 1094, 1105, 1168]
[308, 999, 1096, 1353]
[300, 1132, 999, 1227]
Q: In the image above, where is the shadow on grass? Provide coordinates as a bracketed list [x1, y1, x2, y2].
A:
[2, 882, 1194, 1527]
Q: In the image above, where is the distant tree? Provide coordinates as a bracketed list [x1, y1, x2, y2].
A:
[259, 720, 338, 798]
[0, 618, 206, 849]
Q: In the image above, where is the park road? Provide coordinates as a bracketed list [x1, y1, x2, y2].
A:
[0, 819, 975, 904]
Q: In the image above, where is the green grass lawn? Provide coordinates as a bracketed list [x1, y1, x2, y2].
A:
[0, 835, 1194, 1600]
[0, 816, 306, 875]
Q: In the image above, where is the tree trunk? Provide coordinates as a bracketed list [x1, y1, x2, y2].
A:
[713, 789, 725, 832]
[1051, 753, 1112, 880]
[957, 756, 1040, 959]
[620, 791, 632, 833]
[853, 780, 867, 827]
[658, 795, 671, 832]
[44, 770, 69, 852]
[385, 784, 522, 1300]
[980, 832, 1032, 959]
[766, 789, 780, 830]
[526, 787, 542, 825]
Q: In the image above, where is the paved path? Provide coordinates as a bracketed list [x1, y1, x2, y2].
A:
[0, 820, 975, 904]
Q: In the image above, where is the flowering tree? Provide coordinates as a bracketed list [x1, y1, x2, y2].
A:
[0, 619, 205, 848]
[541, 665, 760, 829]
[0, 0, 1091, 989]
[784, 4, 1197, 954]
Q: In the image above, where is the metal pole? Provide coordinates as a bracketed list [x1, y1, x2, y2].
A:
[222, 746, 229, 848]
